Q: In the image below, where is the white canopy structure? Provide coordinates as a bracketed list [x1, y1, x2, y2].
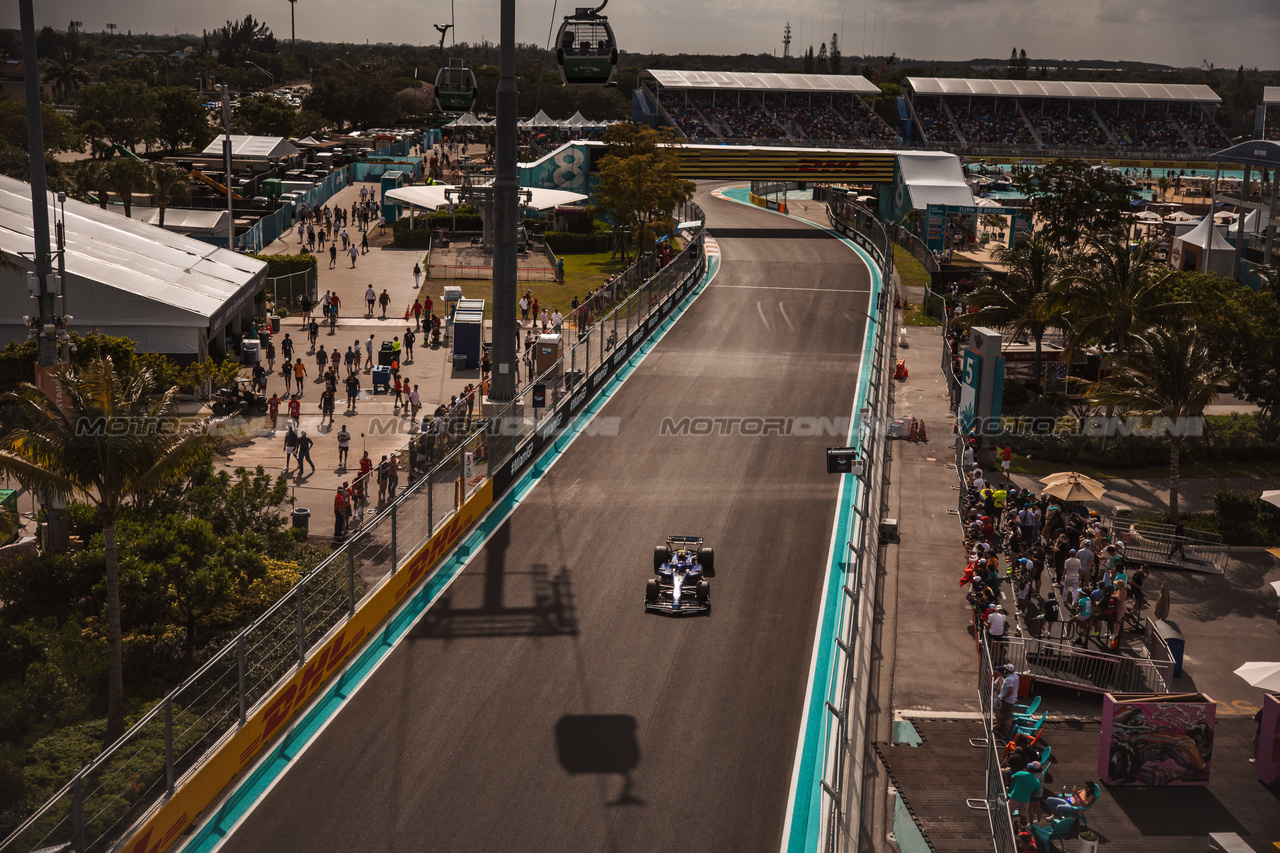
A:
[0, 175, 266, 357]
[906, 78, 1221, 104]
[642, 70, 880, 95]
[123, 206, 232, 239]
[199, 135, 299, 160]
[896, 152, 975, 212]
[565, 111, 589, 128]
[1170, 215, 1235, 276]
[384, 184, 588, 212]
[445, 112, 487, 127]
[523, 109, 558, 128]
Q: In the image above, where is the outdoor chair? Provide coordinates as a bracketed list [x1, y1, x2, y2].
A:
[1029, 815, 1077, 852]
[1013, 695, 1041, 720]
[1013, 710, 1046, 738]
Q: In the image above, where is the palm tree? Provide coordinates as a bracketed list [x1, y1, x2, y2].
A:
[1090, 326, 1231, 525]
[107, 156, 151, 219]
[959, 233, 1064, 394]
[41, 47, 90, 103]
[0, 357, 212, 742]
[73, 159, 111, 208]
[149, 163, 191, 229]
[1056, 233, 1188, 359]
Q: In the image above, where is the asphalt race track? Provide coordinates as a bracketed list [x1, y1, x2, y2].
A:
[212, 183, 873, 853]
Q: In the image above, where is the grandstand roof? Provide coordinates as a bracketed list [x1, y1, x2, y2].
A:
[1264, 87, 1280, 105]
[641, 70, 879, 95]
[905, 78, 1220, 104]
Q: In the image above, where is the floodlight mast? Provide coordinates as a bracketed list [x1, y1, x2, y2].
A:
[490, 0, 518, 401]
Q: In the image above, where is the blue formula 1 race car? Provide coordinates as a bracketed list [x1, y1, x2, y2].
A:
[645, 536, 715, 615]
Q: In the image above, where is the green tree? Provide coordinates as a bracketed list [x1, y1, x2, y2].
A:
[218, 15, 277, 66]
[1056, 233, 1187, 358]
[0, 356, 211, 742]
[106, 156, 151, 219]
[148, 163, 191, 229]
[829, 33, 842, 75]
[41, 47, 90, 103]
[0, 101, 82, 154]
[816, 43, 829, 74]
[235, 93, 297, 137]
[959, 234, 1064, 393]
[1012, 159, 1136, 247]
[72, 159, 110, 209]
[152, 87, 213, 153]
[1089, 327, 1232, 524]
[592, 124, 695, 264]
[75, 80, 156, 152]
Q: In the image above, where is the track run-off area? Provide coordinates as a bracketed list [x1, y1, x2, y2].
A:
[188, 182, 877, 853]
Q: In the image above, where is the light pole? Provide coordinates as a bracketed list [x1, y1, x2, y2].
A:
[218, 85, 235, 251]
[288, 0, 297, 58]
[489, 0, 518, 402]
[245, 60, 274, 90]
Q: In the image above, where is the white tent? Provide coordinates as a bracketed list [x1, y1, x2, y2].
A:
[566, 111, 589, 128]
[1169, 215, 1235, 276]
[385, 183, 587, 212]
[446, 112, 486, 127]
[0, 176, 265, 357]
[1133, 210, 1163, 222]
[123, 206, 232, 239]
[525, 109, 558, 128]
[1166, 210, 1199, 222]
[199, 135, 299, 160]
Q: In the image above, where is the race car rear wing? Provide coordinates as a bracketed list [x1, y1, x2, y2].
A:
[666, 535, 704, 550]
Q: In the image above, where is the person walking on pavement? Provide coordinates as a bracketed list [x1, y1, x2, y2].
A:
[287, 394, 301, 428]
[360, 230, 369, 255]
[392, 374, 403, 410]
[379, 288, 391, 319]
[404, 328, 415, 362]
[336, 424, 351, 468]
[329, 243, 338, 269]
[281, 333, 294, 371]
[283, 425, 298, 471]
[266, 338, 276, 373]
[412, 299, 423, 330]
[409, 384, 422, 423]
[349, 244, 358, 268]
[308, 319, 319, 350]
[365, 334, 375, 371]
[268, 393, 280, 431]
[345, 372, 360, 413]
[319, 386, 336, 425]
[297, 430, 316, 476]
[413, 262, 422, 287]
[293, 359, 307, 396]
[366, 285, 376, 317]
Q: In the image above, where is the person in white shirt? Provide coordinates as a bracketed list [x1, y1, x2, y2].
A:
[1062, 550, 1082, 605]
[365, 285, 377, 317]
[364, 334, 375, 370]
[551, 309, 563, 331]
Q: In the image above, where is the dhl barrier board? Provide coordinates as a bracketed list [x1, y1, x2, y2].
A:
[675, 145, 897, 182]
[123, 481, 494, 853]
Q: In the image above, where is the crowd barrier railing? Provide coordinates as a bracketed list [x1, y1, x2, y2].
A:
[812, 194, 896, 853]
[0, 206, 708, 853]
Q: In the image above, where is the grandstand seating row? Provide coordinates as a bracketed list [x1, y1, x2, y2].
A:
[910, 96, 1230, 151]
[656, 90, 900, 145]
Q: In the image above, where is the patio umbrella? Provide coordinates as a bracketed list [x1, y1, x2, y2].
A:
[1152, 582, 1171, 621]
[1040, 471, 1105, 489]
[1042, 475, 1107, 503]
[1233, 662, 1280, 692]
[1261, 490, 1280, 508]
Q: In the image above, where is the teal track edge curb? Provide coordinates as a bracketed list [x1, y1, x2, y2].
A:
[717, 185, 884, 853]
[181, 252, 721, 853]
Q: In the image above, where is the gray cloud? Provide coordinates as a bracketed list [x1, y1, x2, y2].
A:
[5, 0, 1276, 69]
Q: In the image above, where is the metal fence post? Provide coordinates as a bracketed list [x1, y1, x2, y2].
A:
[237, 634, 246, 724]
[391, 501, 399, 572]
[348, 547, 356, 615]
[427, 456, 434, 533]
[164, 698, 175, 797]
[72, 772, 85, 853]
[297, 583, 306, 666]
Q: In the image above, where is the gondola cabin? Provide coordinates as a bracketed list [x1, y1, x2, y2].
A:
[435, 58, 478, 113]
[555, 5, 618, 86]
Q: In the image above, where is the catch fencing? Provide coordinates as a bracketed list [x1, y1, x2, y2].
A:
[264, 268, 318, 317]
[1, 206, 708, 853]
[813, 192, 897, 853]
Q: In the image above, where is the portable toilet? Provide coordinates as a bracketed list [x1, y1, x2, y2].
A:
[262, 178, 283, 198]
[535, 333, 563, 378]
[452, 298, 485, 369]
[381, 170, 405, 224]
[442, 286, 462, 344]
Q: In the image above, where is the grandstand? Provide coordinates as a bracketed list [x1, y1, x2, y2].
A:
[904, 78, 1227, 156]
[1265, 87, 1280, 142]
[635, 70, 901, 147]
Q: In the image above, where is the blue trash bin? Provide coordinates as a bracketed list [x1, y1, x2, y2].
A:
[1155, 619, 1185, 678]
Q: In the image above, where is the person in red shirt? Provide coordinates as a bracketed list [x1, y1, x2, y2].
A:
[412, 299, 424, 330]
[267, 394, 280, 430]
[1001, 444, 1013, 480]
[393, 375, 403, 409]
[333, 487, 348, 538]
[287, 394, 301, 427]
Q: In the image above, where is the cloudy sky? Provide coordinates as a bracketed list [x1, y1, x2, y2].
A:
[8, 0, 1278, 70]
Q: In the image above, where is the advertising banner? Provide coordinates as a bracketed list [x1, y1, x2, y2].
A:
[1099, 692, 1216, 786]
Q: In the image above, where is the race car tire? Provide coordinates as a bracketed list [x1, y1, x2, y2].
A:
[699, 547, 715, 576]
[645, 579, 659, 604]
[654, 545, 670, 572]
[696, 580, 710, 604]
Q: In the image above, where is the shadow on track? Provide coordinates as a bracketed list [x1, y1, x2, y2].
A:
[555, 714, 645, 807]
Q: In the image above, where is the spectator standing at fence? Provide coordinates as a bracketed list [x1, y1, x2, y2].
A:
[1007, 764, 1041, 828]
[386, 453, 400, 499]
[334, 486, 347, 538]
[519, 293, 530, 323]
[993, 663, 1019, 737]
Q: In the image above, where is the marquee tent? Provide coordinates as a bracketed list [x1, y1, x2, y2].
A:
[1170, 215, 1235, 277]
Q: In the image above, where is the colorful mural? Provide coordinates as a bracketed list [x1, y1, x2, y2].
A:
[1099, 693, 1216, 786]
